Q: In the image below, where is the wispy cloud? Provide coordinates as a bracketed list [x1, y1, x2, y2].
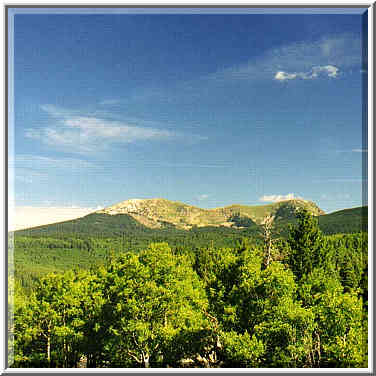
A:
[259, 193, 301, 203]
[313, 177, 367, 183]
[210, 33, 361, 82]
[13, 154, 95, 169]
[26, 105, 199, 154]
[321, 193, 351, 201]
[126, 161, 228, 169]
[336, 148, 368, 154]
[99, 99, 121, 106]
[12, 168, 46, 184]
[9, 154, 96, 186]
[196, 194, 209, 201]
[274, 65, 339, 81]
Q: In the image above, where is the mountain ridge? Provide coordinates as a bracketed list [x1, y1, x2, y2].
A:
[14, 199, 367, 237]
[96, 197, 324, 230]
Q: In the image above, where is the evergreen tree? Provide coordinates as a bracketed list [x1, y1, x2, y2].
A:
[287, 209, 324, 279]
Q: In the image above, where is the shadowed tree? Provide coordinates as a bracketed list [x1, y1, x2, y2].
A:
[287, 209, 324, 279]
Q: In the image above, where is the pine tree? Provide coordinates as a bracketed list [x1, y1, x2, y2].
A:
[287, 209, 324, 279]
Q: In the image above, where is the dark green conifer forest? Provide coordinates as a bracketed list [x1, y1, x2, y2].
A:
[10, 210, 368, 368]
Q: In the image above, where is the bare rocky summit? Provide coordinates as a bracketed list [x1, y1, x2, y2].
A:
[97, 198, 325, 230]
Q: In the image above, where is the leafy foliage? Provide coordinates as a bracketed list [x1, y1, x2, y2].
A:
[11, 209, 368, 368]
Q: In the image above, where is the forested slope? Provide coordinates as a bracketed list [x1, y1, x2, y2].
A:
[11, 210, 368, 368]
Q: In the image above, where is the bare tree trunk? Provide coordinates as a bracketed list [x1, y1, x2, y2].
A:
[63, 339, 67, 367]
[261, 215, 275, 267]
[143, 354, 150, 368]
[266, 237, 272, 266]
[316, 332, 321, 366]
[47, 334, 51, 366]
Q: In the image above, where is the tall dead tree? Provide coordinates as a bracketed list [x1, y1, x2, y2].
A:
[260, 214, 276, 267]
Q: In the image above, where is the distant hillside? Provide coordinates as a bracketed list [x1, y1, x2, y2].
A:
[16, 212, 155, 238]
[16, 197, 327, 237]
[318, 206, 368, 235]
[16, 198, 366, 238]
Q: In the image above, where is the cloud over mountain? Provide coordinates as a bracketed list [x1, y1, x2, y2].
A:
[259, 193, 302, 203]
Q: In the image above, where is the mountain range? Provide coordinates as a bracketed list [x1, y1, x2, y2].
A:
[16, 198, 367, 236]
[96, 197, 324, 229]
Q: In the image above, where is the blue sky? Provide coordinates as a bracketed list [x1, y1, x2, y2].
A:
[9, 9, 368, 214]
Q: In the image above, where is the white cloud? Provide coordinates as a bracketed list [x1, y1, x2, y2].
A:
[210, 34, 360, 82]
[274, 71, 298, 81]
[259, 193, 301, 203]
[40, 104, 85, 118]
[26, 105, 181, 154]
[274, 65, 339, 81]
[323, 65, 340, 77]
[197, 194, 209, 201]
[8, 206, 98, 231]
[66, 116, 173, 141]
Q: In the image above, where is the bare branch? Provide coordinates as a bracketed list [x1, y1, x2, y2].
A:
[127, 350, 142, 364]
